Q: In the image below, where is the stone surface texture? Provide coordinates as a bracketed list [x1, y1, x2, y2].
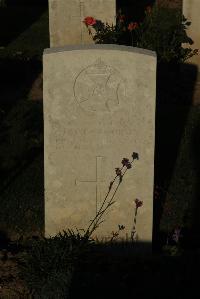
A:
[183, 0, 200, 70]
[48, 0, 116, 47]
[43, 45, 156, 242]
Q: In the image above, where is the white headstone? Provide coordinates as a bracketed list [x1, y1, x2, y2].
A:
[43, 45, 156, 243]
[48, 0, 116, 47]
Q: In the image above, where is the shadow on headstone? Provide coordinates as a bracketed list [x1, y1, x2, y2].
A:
[153, 62, 199, 249]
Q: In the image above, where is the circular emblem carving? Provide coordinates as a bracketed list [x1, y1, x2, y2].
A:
[74, 58, 125, 112]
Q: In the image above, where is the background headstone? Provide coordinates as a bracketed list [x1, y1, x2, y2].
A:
[43, 45, 156, 242]
[48, 0, 116, 47]
[183, 0, 200, 71]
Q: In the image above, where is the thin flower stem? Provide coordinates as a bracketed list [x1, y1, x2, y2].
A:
[86, 165, 130, 237]
[89, 180, 122, 236]
[131, 207, 138, 241]
[86, 165, 125, 233]
[85, 156, 137, 238]
[98, 159, 134, 218]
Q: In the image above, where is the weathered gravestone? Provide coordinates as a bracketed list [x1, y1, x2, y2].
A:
[43, 44, 156, 242]
[48, 0, 116, 47]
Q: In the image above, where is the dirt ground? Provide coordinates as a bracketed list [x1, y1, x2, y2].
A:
[0, 250, 30, 298]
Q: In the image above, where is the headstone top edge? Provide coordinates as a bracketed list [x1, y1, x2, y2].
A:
[43, 44, 157, 58]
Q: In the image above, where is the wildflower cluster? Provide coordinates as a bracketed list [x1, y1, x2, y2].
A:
[85, 152, 139, 238]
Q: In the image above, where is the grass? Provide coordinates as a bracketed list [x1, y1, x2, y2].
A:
[1, 236, 200, 298]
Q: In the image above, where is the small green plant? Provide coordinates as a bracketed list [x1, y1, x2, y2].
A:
[163, 227, 183, 256]
[18, 230, 92, 298]
[83, 5, 198, 63]
[110, 224, 125, 243]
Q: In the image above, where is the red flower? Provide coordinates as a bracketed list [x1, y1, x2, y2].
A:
[135, 198, 143, 208]
[128, 22, 138, 32]
[83, 16, 97, 26]
[146, 6, 152, 14]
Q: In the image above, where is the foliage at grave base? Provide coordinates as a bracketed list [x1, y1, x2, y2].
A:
[18, 230, 93, 298]
[84, 5, 198, 63]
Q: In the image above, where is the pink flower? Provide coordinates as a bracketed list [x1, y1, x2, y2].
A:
[121, 158, 129, 166]
[128, 22, 138, 32]
[135, 198, 143, 208]
[121, 158, 132, 169]
[83, 16, 97, 26]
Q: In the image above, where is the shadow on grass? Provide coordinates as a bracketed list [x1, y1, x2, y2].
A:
[70, 240, 200, 299]
[0, 1, 48, 46]
[0, 57, 41, 113]
[0, 57, 44, 239]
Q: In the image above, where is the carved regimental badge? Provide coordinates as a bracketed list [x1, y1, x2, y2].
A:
[74, 58, 125, 112]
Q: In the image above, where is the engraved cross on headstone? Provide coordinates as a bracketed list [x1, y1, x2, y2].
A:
[75, 156, 105, 214]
